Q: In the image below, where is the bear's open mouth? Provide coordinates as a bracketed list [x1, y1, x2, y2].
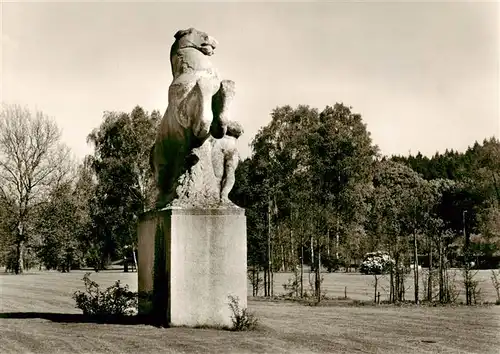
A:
[201, 43, 215, 50]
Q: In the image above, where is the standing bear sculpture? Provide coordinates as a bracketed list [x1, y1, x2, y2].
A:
[150, 28, 237, 209]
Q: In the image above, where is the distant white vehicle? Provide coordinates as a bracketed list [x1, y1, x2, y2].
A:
[409, 264, 422, 270]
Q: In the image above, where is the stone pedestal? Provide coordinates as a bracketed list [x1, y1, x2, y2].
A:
[137, 206, 247, 327]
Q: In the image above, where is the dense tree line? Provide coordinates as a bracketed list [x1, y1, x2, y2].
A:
[231, 104, 500, 302]
[392, 139, 500, 258]
[1, 102, 498, 305]
[0, 104, 159, 273]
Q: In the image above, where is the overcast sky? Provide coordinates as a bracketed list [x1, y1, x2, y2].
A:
[1, 1, 499, 161]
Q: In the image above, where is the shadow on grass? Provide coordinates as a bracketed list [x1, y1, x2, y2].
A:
[0, 313, 249, 331]
[0, 312, 167, 327]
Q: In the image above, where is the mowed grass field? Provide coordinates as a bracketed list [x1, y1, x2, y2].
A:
[1, 270, 499, 354]
[268, 269, 500, 303]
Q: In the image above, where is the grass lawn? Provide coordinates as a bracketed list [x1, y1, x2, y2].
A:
[1, 270, 499, 354]
[269, 269, 500, 303]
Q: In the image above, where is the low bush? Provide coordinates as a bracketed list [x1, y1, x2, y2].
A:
[283, 266, 301, 297]
[360, 251, 394, 303]
[491, 270, 500, 305]
[227, 295, 258, 331]
[73, 272, 137, 317]
[321, 254, 342, 273]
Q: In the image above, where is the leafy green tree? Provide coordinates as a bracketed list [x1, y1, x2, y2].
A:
[239, 103, 377, 299]
[246, 105, 320, 296]
[86, 106, 160, 268]
[437, 180, 485, 254]
[231, 158, 268, 295]
[306, 104, 378, 298]
[371, 160, 434, 302]
[422, 178, 454, 302]
[33, 158, 96, 272]
[236, 100, 497, 304]
[36, 180, 82, 271]
[72, 157, 97, 265]
[473, 205, 500, 258]
[0, 194, 17, 269]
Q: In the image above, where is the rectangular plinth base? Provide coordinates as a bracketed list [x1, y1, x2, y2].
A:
[138, 207, 247, 327]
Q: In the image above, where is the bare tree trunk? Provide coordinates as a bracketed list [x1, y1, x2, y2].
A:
[428, 237, 433, 301]
[256, 266, 261, 296]
[281, 243, 285, 272]
[389, 247, 395, 302]
[491, 171, 500, 205]
[395, 259, 400, 302]
[336, 217, 339, 260]
[263, 267, 268, 297]
[270, 198, 275, 298]
[327, 228, 330, 257]
[14, 218, 26, 274]
[413, 230, 419, 304]
[395, 252, 406, 302]
[310, 235, 314, 270]
[270, 266, 274, 297]
[256, 267, 259, 297]
[463, 211, 471, 305]
[251, 267, 254, 296]
[15, 240, 24, 274]
[300, 244, 304, 297]
[290, 209, 295, 267]
[267, 197, 272, 298]
[132, 246, 138, 272]
[439, 235, 443, 302]
[390, 267, 394, 303]
[400, 270, 406, 301]
[253, 266, 258, 296]
[400, 252, 406, 302]
[316, 236, 321, 302]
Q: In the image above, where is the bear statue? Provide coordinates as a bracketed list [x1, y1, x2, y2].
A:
[150, 28, 238, 209]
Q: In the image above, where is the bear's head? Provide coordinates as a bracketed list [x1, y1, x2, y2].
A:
[173, 28, 218, 56]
